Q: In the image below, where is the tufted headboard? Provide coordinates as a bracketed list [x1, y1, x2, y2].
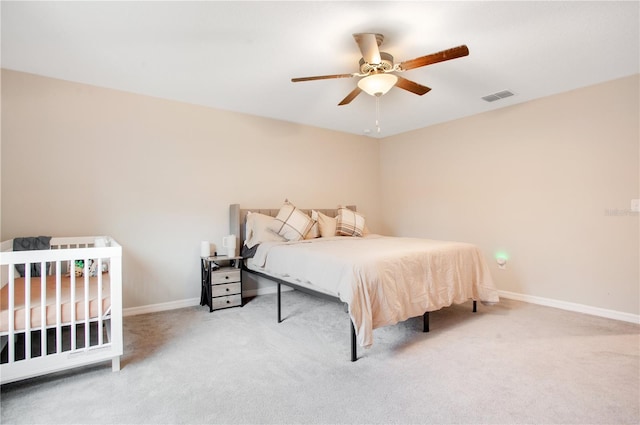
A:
[229, 204, 356, 246]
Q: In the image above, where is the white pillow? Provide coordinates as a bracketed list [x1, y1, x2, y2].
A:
[268, 202, 314, 241]
[245, 212, 286, 248]
[315, 210, 337, 237]
[336, 207, 366, 237]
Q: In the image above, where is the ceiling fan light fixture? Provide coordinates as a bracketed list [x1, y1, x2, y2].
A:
[357, 73, 398, 97]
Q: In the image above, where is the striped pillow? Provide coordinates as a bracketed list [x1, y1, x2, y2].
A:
[268, 202, 314, 241]
[336, 207, 366, 237]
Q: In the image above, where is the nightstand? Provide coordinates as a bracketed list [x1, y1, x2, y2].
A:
[200, 255, 243, 312]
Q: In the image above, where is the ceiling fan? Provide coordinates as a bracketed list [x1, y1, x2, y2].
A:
[291, 33, 469, 106]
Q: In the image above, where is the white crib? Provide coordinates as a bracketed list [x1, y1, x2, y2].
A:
[0, 236, 123, 384]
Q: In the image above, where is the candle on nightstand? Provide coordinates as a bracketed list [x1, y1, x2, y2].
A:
[200, 241, 211, 257]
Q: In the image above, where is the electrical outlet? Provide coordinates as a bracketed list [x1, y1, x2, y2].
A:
[631, 199, 640, 213]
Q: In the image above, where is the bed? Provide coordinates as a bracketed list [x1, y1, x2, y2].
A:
[1, 236, 123, 384]
[230, 203, 499, 361]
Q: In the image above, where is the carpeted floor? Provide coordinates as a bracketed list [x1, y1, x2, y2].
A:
[1, 291, 639, 424]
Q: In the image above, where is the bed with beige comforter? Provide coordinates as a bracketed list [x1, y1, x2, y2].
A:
[247, 234, 499, 348]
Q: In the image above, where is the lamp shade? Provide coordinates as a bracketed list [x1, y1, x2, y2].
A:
[357, 73, 398, 96]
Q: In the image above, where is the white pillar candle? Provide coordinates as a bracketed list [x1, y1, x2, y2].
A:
[200, 241, 211, 257]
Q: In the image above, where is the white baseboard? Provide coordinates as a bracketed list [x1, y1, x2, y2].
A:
[124, 288, 639, 325]
[123, 297, 200, 317]
[498, 290, 640, 324]
[123, 286, 293, 317]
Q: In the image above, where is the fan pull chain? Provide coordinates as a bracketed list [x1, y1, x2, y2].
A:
[375, 95, 381, 134]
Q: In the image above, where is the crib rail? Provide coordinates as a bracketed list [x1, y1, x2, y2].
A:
[0, 236, 123, 384]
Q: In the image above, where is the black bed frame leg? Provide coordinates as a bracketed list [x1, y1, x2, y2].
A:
[350, 319, 357, 362]
[423, 312, 430, 332]
[473, 300, 477, 313]
[277, 283, 282, 323]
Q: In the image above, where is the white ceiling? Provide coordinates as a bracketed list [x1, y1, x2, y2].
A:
[1, 1, 639, 138]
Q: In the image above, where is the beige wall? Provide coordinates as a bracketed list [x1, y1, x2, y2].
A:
[0, 69, 381, 308]
[2, 69, 638, 317]
[380, 75, 640, 315]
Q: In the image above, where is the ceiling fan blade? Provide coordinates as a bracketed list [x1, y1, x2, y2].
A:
[399, 45, 469, 71]
[338, 87, 362, 106]
[353, 33, 383, 64]
[395, 76, 431, 96]
[292, 73, 355, 82]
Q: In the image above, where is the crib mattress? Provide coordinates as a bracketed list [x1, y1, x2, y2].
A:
[0, 274, 111, 333]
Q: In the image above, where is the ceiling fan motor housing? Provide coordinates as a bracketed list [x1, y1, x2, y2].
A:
[359, 52, 394, 74]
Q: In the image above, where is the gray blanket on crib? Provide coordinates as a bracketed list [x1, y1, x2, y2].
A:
[13, 236, 52, 277]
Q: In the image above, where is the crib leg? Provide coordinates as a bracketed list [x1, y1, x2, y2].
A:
[350, 319, 357, 362]
[473, 300, 477, 313]
[277, 283, 282, 323]
[423, 312, 430, 332]
[111, 356, 120, 372]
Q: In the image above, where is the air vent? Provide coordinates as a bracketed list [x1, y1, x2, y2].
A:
[482, 90, 515, 102]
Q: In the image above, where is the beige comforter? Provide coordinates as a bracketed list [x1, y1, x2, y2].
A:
[249, 235, 499, 347]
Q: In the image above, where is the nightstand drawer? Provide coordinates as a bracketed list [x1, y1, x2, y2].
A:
[211, 269, 240, 284]
[211, 294, 242, 310]
[211, 281, 241, 297]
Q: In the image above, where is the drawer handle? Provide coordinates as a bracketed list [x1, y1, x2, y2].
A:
[225, 276, 229, 280]
[226, 288, 229, 292]
[226, 300, 230, 304]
